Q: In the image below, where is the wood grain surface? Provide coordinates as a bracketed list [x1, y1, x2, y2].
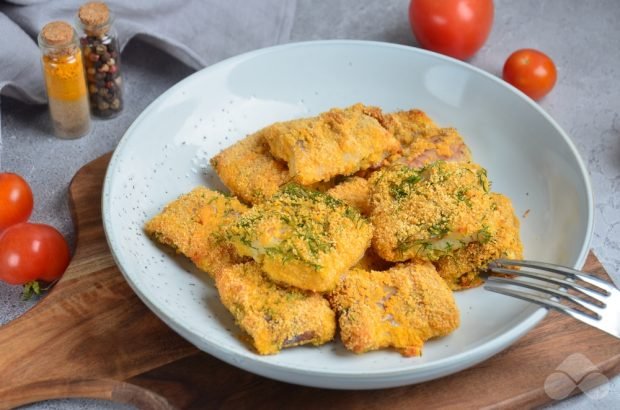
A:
[0, 153, 618, 410]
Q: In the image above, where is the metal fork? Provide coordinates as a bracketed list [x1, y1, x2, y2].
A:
[484, 259, 620, 339]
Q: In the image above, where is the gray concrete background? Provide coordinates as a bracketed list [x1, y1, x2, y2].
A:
[2, 0, 619, 408]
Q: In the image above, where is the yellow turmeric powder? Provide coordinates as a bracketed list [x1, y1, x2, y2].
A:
[38, 21, 91, 139]
[42, 51, 88, 101]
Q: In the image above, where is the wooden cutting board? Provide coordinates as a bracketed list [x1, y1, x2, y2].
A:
[1, 153, 619, 410]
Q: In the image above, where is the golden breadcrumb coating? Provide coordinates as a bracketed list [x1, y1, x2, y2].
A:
[306, 179, 337, 192]
[434, 193, 523, 290]
[216, 262, 336, 355]
[326, 176, 371, 215]
[388, 109, 439, 146]
[263, 103, 400, 184]
[147, 105, 525, 358]
[369, 161, 494, 262]
[210, 131, 290, 204]
[393, 127, 472, 169]
[144, 187, 248, 277]
[329, 262, 459, 357]
[225, 184, 373, 292]
[385, 110, 471, 168]
[353, 247, 394, 272]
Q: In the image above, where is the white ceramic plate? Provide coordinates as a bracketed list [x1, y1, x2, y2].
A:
[102, 40, 593, 389]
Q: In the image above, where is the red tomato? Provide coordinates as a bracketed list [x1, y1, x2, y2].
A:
[0, 223, 70, 285]
[0, 173, 34, 232]
[409, 0, 494, 60]
[502, 49, 557, 100]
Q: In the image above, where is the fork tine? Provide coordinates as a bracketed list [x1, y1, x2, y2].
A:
[484, 285, 602, 322]
[487, 260, 620, 340]
[488, 266, 609, 300]
[486, 276, 604, 314]
[494, 259, 613, 295]
[484, 285, 607, 333]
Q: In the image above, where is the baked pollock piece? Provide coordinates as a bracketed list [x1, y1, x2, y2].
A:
[263, 103, 400, 185]
[329, 262, 459, 356]
[215, 262, 336, 355]
[225, 184, 373, 292]
[370, 161, 494, 262]
[394, 127, 472, 169]
[388, 109, 439, 146]
[210, 131, 290, 204]
[326, 176, 371, 215]
[387, 110, 471, 168]
[144, 187, 248, 277]
[434, 193, 523, 290]
[352, 247, 394, 272]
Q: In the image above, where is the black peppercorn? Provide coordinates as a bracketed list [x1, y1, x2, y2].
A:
[78, 1, 124, 118]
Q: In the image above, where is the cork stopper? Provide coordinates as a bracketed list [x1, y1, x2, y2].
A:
[78, 2, 110, 26]
[41, 21, 74, 46]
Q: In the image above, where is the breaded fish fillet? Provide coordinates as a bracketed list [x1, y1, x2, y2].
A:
[144, 187, 248, 276]
[326, 176, 371, 215]
[263, 104, 400, 184]
[210, 131, 290, 204]
[329, 262, 459, 356]
[370, 161, 494, 262]
[388, 109, 439, 146]
[394, 127, 472, 169]
[225, 184, 373, 292]
[215, 262, 336, 355]
[352, 247, 394, 272]
[386, 110, 471, 169]
[434, 193, 523, 290]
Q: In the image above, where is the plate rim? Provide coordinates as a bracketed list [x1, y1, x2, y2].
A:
[101, 39, 594, 383]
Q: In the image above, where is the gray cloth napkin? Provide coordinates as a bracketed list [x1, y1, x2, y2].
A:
[0, 0, 297, 104]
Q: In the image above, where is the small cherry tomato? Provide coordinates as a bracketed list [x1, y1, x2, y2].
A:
[0, 173, 34, 232]
[409, 0, 494, 60]
[0, 223, 70, 285]
[502, 49, 557, 100]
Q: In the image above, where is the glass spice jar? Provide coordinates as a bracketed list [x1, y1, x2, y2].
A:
[77, 2, 123, 118]
[38, 21, 91, 139]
